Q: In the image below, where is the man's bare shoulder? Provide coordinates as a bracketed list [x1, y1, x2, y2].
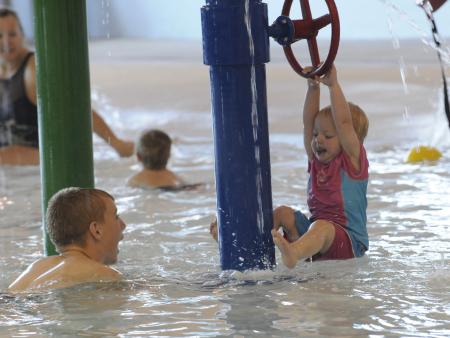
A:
[80, 259, 122, 279]
[8, 255, 122, 293]
[34, 255, 122, 289]
[8, 256, 63, 292]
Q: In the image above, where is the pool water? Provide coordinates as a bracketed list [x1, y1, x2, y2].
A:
[1, 110, 449, 337]
[1, 39, 450, 336]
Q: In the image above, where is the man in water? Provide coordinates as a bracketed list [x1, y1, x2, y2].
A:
[8, 187, 126, 292]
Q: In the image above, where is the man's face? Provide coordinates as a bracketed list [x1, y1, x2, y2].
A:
[99, 196, 126, 265]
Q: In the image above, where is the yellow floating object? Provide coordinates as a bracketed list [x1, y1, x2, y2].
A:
[406, 146, 442, 163]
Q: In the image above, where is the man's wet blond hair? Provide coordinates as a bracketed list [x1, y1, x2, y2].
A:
[318, 102, 369, 142]
[46, 187, 114, 249]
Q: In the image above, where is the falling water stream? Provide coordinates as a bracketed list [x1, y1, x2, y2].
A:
[244, 0, 265, 235]
[381, 0, 450, 129]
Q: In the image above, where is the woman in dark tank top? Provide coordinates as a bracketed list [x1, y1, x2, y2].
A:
[0, 8, 134, 165]
[0, 8, 37, 148]
[0, 52, 38, 148]
[0, 8, 40, 164]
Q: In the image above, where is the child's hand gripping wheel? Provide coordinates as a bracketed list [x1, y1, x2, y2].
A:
[269, 0, 340, 78]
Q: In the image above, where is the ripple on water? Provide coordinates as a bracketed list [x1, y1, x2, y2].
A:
[1, 131, 450, 337]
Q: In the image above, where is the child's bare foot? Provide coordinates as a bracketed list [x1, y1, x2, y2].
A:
[272, 229, 298, 269]
[210, 219, 218, 242]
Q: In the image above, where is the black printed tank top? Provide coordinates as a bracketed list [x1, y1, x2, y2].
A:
[0, 52, 38, 148]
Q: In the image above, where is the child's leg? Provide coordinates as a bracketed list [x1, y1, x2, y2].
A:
[272, 220, 336, 269]
[312, 223, 354, 261]
[273, 206, 301, 242]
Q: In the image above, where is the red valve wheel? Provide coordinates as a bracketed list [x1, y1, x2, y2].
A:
[282, 0, 340, 78]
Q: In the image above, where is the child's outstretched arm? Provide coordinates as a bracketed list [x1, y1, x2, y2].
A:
[303, 74, 320, 161]
[320, 65, 360, 167]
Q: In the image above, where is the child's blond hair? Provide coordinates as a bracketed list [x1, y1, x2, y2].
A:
[318, 102, 369, 142]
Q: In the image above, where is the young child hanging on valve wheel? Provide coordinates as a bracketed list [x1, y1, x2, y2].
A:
[271, 64, 370, 268]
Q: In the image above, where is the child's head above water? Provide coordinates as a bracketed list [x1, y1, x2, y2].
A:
[136, 129, 172, 170]
[312, 102, 369, 164]
[317, 102, 369, 143]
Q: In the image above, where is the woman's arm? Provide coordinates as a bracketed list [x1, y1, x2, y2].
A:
[24, 54, 134, 157]
[0, 145, 39, 165]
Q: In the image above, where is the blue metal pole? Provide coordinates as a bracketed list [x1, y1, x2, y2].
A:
[201, 0, 275, 270]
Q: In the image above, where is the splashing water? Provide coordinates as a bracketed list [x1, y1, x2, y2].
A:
[382, 0, 450, 137]
[101, 0, 112, 55]
[380, 0, 450, 63]
[1, 110, 449, 336]
[386, 13, 411, 121]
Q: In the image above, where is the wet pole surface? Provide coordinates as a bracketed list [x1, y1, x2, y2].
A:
[201, 0, 275, 270]
[34, 0, 94, 255]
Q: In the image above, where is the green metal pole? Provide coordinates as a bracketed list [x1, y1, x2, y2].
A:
[34, 0, 94, 256]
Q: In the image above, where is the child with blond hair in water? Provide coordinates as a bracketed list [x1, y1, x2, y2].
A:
[272, 65, 369, 268]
